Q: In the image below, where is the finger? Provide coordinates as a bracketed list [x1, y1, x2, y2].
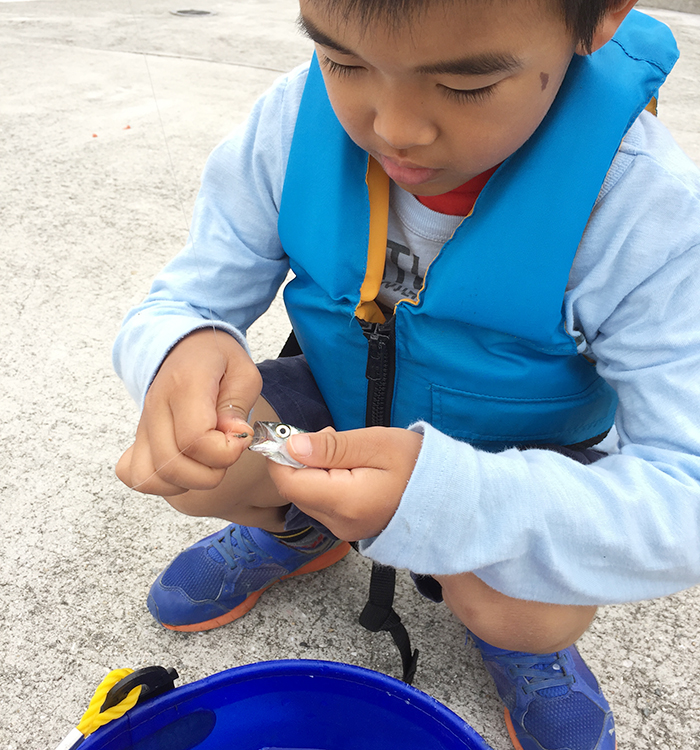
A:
[176, 421, 251, 470]
[271, 427, 423, 540]
[167, 387, 251, 470]
[286, 426, 390, 470]
[116, 442, 187, 497]
[142, 397, 231, 489]
[179, 353, 261, 466]
[216, 404, 254, 438]
[115, 445, 140, 488]
[270, 462, 372, 502]
[216, 360, 263, 433]
[267, 463, 388, 540]
[266, 461, 343, 510]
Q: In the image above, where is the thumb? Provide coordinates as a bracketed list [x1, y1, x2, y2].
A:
[287, 427, 382, 469]
[215, 400, 254, 439]
[214, 362, 263, 439]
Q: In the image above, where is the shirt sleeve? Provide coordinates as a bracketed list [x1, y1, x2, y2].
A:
[360, 114, 700, 605]
[112, 64, 309, 406]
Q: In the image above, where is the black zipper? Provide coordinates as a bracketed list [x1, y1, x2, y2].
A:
[358, 314, 419, 685]
[360, 316, 396, 428]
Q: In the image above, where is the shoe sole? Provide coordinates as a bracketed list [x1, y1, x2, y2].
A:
[504, 707, 617, 750]
[161, 541, 352, 632]
[504, 708, 525, 750]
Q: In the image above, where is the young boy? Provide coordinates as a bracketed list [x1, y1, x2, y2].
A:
[113, 1, 700, 748]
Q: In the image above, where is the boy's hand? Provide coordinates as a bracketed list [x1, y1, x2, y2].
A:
[266, 426, 423, 540]
[116, 329, 261, 496]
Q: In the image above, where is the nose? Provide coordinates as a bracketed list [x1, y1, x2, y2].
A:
[372, 93, 438, 151]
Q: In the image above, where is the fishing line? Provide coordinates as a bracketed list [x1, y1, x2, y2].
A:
[123, 3, 252, 492]
[128, 2, 217, 323]
[120, 47, 288, 73]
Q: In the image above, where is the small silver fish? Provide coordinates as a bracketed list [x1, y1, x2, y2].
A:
[248, 421, 308, 468]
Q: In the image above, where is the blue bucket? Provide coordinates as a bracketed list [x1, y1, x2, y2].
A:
[79, 660, 493, 750]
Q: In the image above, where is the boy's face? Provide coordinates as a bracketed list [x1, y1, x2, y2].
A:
[299, 0, 580, 195]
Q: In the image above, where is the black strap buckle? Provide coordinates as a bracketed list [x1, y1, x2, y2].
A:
[101, 666, 179, 713]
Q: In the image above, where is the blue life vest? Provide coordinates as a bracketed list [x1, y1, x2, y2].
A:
[277, 11, 678, 451]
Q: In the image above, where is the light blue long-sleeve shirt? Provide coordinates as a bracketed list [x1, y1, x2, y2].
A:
[113, 63, 700, 605]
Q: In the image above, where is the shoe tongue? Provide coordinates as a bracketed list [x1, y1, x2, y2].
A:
[527, 658, 569, 698]
[208, 547, 224, 563]
[471, 634, 571, 698]
[499, 648, 569, 698]
[207, 526, 254, 564]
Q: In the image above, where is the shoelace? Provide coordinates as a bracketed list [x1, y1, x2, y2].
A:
[497, 652, 575, 695]
[211, 526, 258, 567]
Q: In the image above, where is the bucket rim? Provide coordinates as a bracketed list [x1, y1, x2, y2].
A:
[80, 659, 493, 750]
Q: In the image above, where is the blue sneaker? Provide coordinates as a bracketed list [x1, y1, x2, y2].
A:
[470, 632, 616, 750]
[148, 524, 351, 632]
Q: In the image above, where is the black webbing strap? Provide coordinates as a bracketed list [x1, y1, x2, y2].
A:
[358, 561, 419, 684]
[277, 334, 419, 683]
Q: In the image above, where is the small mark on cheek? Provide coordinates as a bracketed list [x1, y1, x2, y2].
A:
[540, 72, 550, 91]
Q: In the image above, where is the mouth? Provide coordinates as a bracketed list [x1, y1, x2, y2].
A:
[378, 155, 442, 187]
[250, 421, 274, 448]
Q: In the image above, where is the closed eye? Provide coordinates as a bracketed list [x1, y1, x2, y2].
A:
[320, 54, 363, 77]
[440, 82, 498, 103]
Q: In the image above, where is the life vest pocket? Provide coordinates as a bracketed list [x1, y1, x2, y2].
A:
[430, 377, 617, 451]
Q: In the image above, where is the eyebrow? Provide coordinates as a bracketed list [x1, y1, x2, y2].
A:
[297, 15, 356, 56]
[298, 14, 523, 77]
[415, 53, 522, 77]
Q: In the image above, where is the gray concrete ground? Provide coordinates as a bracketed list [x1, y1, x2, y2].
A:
[1, 2, 699, 749]
[640, 0, 700, 12]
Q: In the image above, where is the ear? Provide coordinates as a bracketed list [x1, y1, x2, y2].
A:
[575, 0, 638, 56]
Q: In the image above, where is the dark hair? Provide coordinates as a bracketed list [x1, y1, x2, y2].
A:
[309, 0, 621, 53]
[559, 0, 621, 52]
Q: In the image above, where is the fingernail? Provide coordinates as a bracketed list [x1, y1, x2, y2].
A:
[289, 433, 312, 457]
